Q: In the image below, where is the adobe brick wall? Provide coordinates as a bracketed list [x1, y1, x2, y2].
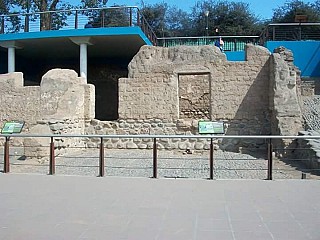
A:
[0, 45, 306, 155]
[118, 44, 271, 138]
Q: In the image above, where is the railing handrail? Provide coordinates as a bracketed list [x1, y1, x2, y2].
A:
[1, 133, 319, 180]
[0, 5, 158, 45]
[158, 36, 260, 40]
[0, 134, 319, 139]
[0, 6, 140, 17]
[259, 22, 320, 45]
[268, 22, 320, 26]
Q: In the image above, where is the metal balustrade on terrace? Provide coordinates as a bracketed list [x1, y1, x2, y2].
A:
[1, 134, 319, 180]
[1, 8, 319, 50]
[157, 36, 260, 51]
[0, 6, 157, 45]
[260, 22, 320, 45]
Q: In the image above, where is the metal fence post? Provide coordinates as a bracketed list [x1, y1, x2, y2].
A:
[75, 10, 78, 29]
[24, 14, 29, 32]
[4, 136, 10, 173]
[137, 11, 140, 26]
[49, 137, 55, 175]
[101, 9, 105, 27]
[267, 138, 273, 180]
[99, 137, 105, 177]
[209, 138, 214, 180]
[129, 7, 132, 26]
[0, 17, 4, 34]
[153, 138, 157, 178]
[272, 26, 276, 41]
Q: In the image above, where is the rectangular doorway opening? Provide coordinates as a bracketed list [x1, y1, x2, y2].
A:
[178, 73, 211, 120]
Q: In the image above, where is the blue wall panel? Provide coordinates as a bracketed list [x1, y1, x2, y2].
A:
[266, 41, 320, 77]
[225, 51, 245, 61]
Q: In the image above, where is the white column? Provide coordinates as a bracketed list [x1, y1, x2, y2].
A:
[69, 37, 92, 79]
[80, 43, 87, 78]
[0, 41, 22, 73]
[8, 47, 15, 73]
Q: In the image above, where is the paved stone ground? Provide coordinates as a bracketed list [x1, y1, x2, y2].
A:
[0, 174, 320, 240]
[2, 149, 319, 180]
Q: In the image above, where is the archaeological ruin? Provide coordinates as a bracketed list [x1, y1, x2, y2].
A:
[0, 44, 319, 167]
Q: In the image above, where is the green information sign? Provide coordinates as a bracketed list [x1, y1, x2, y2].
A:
[1, 121, 25, 134]
[198, 121, 225, 134]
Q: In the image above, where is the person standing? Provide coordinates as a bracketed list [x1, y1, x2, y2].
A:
[215, 36, 224, 52]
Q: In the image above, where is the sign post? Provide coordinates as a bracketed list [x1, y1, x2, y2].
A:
[1, 121, 25, 173]
[198, 121, 225, 180]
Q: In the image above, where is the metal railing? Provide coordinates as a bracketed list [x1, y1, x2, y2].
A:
[157, 36, 260, 51]
[1, 8, 320, 50]
[260, 23, 320, 45]
[0, 6, 157, 45]
[1, 134, 320, 180]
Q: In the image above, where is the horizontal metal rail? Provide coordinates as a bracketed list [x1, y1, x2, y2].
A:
[260, 22, 320, 45]
[0, 6, 140, 17]
[1, 134, 319, 180]
[1, 134, 320, 139]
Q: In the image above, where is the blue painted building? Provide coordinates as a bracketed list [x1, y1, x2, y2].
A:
[224, 41, 320, 78]
[266, 41, 320, 77]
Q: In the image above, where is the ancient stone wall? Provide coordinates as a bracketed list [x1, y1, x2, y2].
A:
[0, 72, 41, 129]
[119, 44, 271, 143]
[0, 44, 309, 157]
[269, 47, 304, 151]
[0, 69, 95, 158]
[84, 118, 220, 150]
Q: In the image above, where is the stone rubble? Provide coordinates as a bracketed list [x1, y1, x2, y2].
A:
[302, 96, 320, 131]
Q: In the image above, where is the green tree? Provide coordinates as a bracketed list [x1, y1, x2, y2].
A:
[140, 2, 167, 37]
[165, 6, 193, 37]
[272, 0, 320, 23]
[103, 6, 129, 27]
[8, 0, 73, 31]
[140, 2, 192, 37]
[79, 1, 130, 28]
[79, 0, 108, 8]
[0, 0, 10, 14]
[190, 0, 262, 36]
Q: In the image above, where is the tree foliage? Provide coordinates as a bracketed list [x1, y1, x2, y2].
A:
[140, 2, 192, 37]
[79, 0, 108, 9]
[0, 0, 10, 14]
[190, 0, 262, 36]
[140, 2, 167, 37]
[79, 1, 131, 28]
[7, 0, 73, 31]
[272, 0, 320, 23]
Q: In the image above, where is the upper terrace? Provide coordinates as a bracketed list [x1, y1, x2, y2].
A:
[0, 7, 319, 80]
[0, 6, 156, 80]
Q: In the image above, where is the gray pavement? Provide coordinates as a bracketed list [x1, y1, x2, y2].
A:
[0, 174, 320, 240]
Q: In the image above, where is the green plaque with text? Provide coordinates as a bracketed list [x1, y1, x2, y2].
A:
[198, 121, 224, 134]
[1, 121, 25, 134]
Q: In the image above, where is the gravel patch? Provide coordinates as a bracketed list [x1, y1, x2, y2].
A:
[302, 95, 320, 131]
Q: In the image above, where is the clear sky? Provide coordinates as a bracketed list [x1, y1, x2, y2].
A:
[104, 0, 318, 20]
